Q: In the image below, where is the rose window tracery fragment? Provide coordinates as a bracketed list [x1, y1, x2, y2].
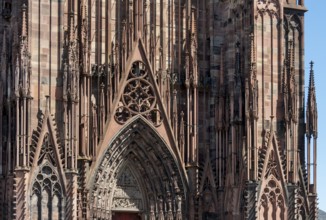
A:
[115, 61, 163, 126]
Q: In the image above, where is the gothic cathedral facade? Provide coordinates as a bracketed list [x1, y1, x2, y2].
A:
[0, 0, 318, 219]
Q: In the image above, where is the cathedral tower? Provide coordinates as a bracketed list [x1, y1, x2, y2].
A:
[0, 0, 318, 219]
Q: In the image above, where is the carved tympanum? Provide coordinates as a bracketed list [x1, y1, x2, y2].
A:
[92, 165, 144, 213]
[112, 167, 143, 210]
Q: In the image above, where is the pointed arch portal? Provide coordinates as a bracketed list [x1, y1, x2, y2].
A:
[90, 117, 186, 220]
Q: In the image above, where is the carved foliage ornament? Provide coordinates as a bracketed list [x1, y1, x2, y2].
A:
[257, 0, 279, 16]
[115, 61, 163, 126]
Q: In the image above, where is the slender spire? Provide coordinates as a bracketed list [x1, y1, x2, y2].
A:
[81, 0, 88, 20]
[250, 33, 256, 68]
[69, 11, 75, 41]
[306, 61, 318, 194]
[306, 61, 318, 138]
[308, 61, 315, 99]
[20, 4, 30, 96]
[21, 4, 28, 38]
[249, 33, 257, 86]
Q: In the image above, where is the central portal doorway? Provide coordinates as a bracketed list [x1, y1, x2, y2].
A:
[112, 212, 141, 220]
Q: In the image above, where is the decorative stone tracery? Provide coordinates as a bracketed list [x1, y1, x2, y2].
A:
[30, 133, 64, 220]
[265, 150, 280, 179]
[259, 178, 286, 219]
[115, 61, 163, 126]
[38, 134, 57, 166]
[0, 1, 317, 219]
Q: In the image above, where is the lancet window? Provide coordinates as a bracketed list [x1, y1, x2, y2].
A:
[258, 179, 286, 219]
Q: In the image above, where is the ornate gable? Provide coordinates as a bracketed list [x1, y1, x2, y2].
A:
[30, 108, 66, 187]
[260, 128, 286, 189]
[113, 39, 169, 127]
[199, 155, 217, 214]
[103, 38, 181, 159]
[28, 108, 67, 219]
[258, 124, 288, 219]
[38, 133, 57, 166]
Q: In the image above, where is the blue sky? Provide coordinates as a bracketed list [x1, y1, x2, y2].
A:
[305, 1, 326, 211]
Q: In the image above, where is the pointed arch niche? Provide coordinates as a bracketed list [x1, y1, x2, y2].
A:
[90, 117, 186, 220]
[258, 146, 288, 220]
[30, 133, 65, 220]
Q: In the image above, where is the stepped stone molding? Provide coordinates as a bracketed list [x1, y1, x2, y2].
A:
[90, 117, 186, 219]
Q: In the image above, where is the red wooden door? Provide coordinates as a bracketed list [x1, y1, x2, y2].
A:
[112, 212, 141, 220]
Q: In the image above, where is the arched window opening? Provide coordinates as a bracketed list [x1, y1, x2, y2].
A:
[30, 164, 64, 220]
[258, 178, 287, 219]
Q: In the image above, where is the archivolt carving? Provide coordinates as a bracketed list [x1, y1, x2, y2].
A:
[115, 61, 163, 126]
[90, 118, 185, 219]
